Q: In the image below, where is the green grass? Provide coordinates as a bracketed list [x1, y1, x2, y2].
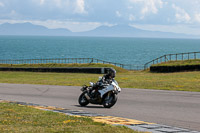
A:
[117, 71, 200, 92]
[0, 70, 200, 92]
[0, 102, 139, 133]
[0, 63, 127, 73]
[151, 59, 200, 67]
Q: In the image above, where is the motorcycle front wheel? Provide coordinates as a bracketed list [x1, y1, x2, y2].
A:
[103, 93, 118, 108]
[78, 92, 89, 106]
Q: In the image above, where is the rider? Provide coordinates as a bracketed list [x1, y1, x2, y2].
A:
[100, 68, 116, 84]
[91, 68, 116, 99]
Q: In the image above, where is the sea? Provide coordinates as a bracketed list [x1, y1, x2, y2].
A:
[0, 35, 200, 65]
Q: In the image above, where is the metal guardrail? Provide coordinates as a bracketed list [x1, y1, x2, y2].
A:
[0, 58, 143, 70]
[1, 51, 199, 71]
[144, 51, 200, 69]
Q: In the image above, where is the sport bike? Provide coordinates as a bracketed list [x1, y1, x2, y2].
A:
[78, 77, 121, 108]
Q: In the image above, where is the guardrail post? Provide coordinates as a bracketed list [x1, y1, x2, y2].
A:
[90, 58, 93, 63]
[144, 64, 146, 70]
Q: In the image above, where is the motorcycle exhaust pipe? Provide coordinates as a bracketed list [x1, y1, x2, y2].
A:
[84, 93, 90, 100]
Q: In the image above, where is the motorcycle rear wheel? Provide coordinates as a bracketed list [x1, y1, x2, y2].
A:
[78, 92, 89, 106]
[103, 93, 117, 108]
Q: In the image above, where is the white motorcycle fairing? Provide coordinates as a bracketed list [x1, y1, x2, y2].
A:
[98, 80, 121, 97]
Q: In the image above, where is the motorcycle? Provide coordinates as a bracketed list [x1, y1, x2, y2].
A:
[78, 77, 121, 108]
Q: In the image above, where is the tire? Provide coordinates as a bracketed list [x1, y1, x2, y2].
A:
[103, 93, 118, 108]
[78, 92, 89, 106]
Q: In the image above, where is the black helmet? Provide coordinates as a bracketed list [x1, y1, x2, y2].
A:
[107, 68, 116, 78]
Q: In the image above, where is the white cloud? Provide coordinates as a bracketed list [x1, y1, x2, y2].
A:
[0, 10, 20, 19]
[194, 13, 200, 23]
[53, 0, 66, 8]
[172, 4, 191, 23]
[116, 11, 121, 17]
[0, 2, 4, 7]
[39, 0, 45, 5]
[129, 0, 164, 18]
[74, 0, 87, 14]
[129, 14, 135, 21]
[127, 6, 133, 9]
[34, 0, 69, 8]
[32, 0, 86, 14]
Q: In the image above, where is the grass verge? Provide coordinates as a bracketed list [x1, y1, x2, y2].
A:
[0, 70, 200, 92]
[151, 59, 200, 67]
[0, 102, 139, 133]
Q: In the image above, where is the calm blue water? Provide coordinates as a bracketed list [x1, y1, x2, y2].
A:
[0, 36, 200, 65]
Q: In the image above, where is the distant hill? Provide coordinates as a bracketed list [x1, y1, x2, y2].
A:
[78, 25, 196, 38]
[0, 22, 198, 38]
[0, 22, 72, 36]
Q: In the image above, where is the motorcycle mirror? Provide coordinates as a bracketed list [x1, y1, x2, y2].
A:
[89, 82, 94, 87]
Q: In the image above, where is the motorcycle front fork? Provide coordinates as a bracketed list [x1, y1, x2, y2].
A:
[106, 92, 111, 100]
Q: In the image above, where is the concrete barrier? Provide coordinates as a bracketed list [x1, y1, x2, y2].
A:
[150, 65, 200, 73]
[0, 67, 112, 74]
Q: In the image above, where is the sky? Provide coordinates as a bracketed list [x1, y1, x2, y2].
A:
[0, 0, 200, 35]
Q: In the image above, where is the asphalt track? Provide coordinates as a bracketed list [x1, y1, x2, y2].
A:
[0, 83, 200, 131]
